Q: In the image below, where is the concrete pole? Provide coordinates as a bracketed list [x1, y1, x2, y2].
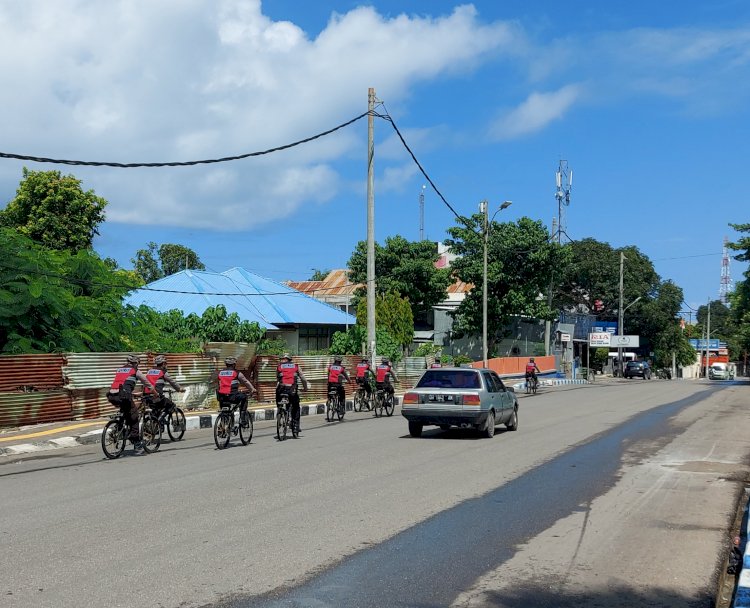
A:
[706, 299, 711, 377]
[618, 251, 624, 377]
[366, 88, 376, 362]
[481, 200, 489, 368]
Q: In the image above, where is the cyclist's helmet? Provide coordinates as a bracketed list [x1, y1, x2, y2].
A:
[225, 357, 237, 367]
[126, 354, 140, 366]
[530, 357, 535, 362]
[281, 353, 292, 361]
[333, 355, 343, 364]
[381, 357, 389, 364]
[154, 354, 167, 366]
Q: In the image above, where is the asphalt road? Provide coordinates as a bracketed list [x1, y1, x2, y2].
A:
[1, 379, 747, 608]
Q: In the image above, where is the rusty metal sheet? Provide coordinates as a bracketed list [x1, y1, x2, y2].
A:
[0, 354, 65, 392]
[0, 391, 72, 428]
[63, 352, 148, 389]
[69, 388, 117, 420]
[203, 342, 256, 371]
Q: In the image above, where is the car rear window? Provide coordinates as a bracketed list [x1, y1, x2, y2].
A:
[416, 370, 481, 389]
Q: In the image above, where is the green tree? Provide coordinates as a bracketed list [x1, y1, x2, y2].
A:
[355, 292, 414, 348]
[556, 238, 660, 319]
[329, 325, 403, 363]
[309, 269, 330, 281]
[0, 168, 107, 253]
[131, 242, 205, 283]
[728, 223, 750, 357]
[0, 228, 138, 353]
[444, 215, 568, 353]
[347, 235, 451, 319]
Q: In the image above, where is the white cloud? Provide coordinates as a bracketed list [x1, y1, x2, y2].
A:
[0, 1, 517, 230]
[490, 84, 581, 140]
[380, 163, 419, 193]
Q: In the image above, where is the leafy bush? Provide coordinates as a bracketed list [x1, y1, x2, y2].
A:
[452, 354, 474, 366]
[414, 343, 441, 357]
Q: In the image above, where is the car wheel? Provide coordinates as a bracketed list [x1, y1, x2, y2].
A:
[506, 407, 518, 431]
[481, 410, 495, 439]
[408, 421, 423, 438]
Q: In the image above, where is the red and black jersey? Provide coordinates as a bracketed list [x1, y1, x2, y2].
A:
[328, 365, 345, 383]
[218, 369, 239, 395]
[376, 364, 391, 383]
[356, 362, 370, 378]
[277, 362, 299, 386]
[144, 369, 165, 395]
[111, 367, 137, 392]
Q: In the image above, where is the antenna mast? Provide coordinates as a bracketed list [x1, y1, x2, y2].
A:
[419, 185, 426, 241]
[720, 236, 733, 305]
[554, 159, 573, 243]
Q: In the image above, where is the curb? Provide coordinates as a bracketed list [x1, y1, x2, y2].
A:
[0, 397, 400, 457]
[733, 491, 750, 607]
[511, 378, 590, 391]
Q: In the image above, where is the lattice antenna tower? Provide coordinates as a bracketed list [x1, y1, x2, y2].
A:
[554, 159, 573, 243]
[719, 236, 733, 305]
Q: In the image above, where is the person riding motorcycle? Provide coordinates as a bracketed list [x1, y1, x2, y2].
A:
[144, 355, 185, 417]
[216, 357, 256, 424]
[375, 357, 399, 401]
[355, 356, 374, 402]
[525, 357, 541, 388]
[107, 354, 151, 446]
[327, 356, 350, 410]
[276, 354, 309, 435]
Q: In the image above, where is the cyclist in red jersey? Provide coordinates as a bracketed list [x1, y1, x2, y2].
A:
[217, 357, 256, 419]
[327, 355, 350, 409]
[525, 357, 541, 386]
[144, 355, 185, 417]
[276, 354, 309, 435]
[107, 354, 151, 446]
[375, 357, 399, 400]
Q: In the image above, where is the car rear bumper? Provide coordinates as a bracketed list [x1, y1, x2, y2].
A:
[401, 408, 488, 427]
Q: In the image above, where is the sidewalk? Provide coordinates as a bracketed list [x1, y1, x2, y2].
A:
[0, 397, 399, 456]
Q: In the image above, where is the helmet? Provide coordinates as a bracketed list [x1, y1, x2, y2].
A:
[154, 355, 167, 366]
[281, 353, 292, 361]
[530, 357, 535, 362]
[333, 356, 343, 363]
[381, 357, 389, 364]
[362, 357, 369, 362]
[126, 354, 140, 366]
[225, 357, 237, 367]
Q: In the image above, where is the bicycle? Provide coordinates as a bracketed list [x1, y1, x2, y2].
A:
[525, 375, 538, 395]
[149, 390, 186, 442]
[276, 392, 298, 440]
[326, 386, 345, 422]
[353, 382, 372, 412]
[373, 386, 395, 417]
[213, 400, 253, 449]
[101, 396, 162, 459]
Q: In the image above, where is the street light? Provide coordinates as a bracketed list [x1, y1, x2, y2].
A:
[617, 295, 642, 376]
[481, 199, 512, 368]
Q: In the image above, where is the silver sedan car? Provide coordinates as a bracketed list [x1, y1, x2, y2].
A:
[401, 367, 518, 438]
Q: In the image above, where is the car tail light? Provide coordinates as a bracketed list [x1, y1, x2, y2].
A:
[402, 392, 419, 405]
[463, 393, 481, 406]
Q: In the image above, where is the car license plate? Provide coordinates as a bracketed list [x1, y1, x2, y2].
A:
[429, 394, 453, 402]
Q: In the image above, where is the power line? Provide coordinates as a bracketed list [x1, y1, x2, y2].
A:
[0, 112, 371, 168]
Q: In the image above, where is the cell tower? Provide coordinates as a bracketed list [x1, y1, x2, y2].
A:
[554, 159, 573, 243]
[419, 185, 426, 241]
[720, 236, 733, 305]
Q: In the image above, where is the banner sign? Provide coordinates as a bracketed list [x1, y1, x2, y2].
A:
[589, 333, 611, 347]
[611, 335, 640, 347]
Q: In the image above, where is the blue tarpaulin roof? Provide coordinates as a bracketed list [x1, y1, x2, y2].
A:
[125, 268, 356, 329]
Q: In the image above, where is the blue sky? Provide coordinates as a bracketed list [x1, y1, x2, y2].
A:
[0, 0, 748, 313]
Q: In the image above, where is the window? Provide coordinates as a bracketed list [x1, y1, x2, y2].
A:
[416, 370, 480, 389]
[490, 372, 506, 392]
[482, 372, 499, 392]
[298, 326, 333, 353]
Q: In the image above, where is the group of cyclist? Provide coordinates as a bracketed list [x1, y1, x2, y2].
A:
[107, 352, 399, 449]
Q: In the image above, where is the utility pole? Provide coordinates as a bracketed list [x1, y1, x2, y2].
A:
[618, 251, 625, 377]
[366, 88, 376, 363]
[705, 299, 711, 378]
[481, 200, 489, 368]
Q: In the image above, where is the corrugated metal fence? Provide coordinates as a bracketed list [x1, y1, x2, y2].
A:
[0, 347, 428, 429]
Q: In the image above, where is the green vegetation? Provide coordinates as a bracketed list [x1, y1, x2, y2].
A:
[132, 242, 205, 283]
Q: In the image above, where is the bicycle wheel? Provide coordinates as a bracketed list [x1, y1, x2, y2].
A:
[291, 408, 299, 439]
[525, 380, 530, 395]
[101, 419, 127, 459]
[213, 411, 231, 449]
[276, 407, 288, 441]
[239, 410, 253, 445]
[532, 379, 538, 395]
[353, 389, 362, 412]
[374, 393, 383, 417]
[167, 407, 186, 441]
[325, 397, 334, 422]
[336, 396, 344, 421]
[141, 414, 162, 453]
[384, 393, 394, 417]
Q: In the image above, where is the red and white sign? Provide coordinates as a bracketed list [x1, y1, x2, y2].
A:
[589, 333, 611, 347]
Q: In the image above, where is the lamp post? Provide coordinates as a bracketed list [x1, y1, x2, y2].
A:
[481, 200, 512, 368]
[617, 295, 642, 376]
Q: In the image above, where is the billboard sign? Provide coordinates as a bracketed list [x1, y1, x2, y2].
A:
[560, 333, 571, 342]
[589, 333, 611, 347]
[592, 321, 618, 335]
[611, 335, 640, 347]
[688, 339, 722, 350]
